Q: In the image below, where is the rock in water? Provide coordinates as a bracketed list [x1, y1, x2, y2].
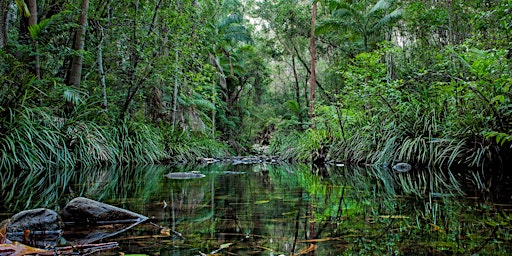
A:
[60, 197, 148, 224]
[164, 172, 206, 179]
[393, 163, 412, 173]
[3, 208, 63, 247]
[5, 208, 63, 232]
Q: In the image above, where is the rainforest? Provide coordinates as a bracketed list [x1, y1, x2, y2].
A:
[1, 0, 511, 255]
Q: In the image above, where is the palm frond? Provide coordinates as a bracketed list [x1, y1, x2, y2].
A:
[28, 14, 59, 40]
[370, 8, 403, 33]
[217, 13, 244, 30]
[368, 0, 393, 15]
[316, 18, 353, 34]
[62, 87, 88, 106]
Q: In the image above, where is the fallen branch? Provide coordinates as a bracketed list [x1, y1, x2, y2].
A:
[52, 242, 119, 255]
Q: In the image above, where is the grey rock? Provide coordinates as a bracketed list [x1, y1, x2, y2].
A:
[6, 208, 63, 232]
[4, 208, 63, 247]
[393, 163, 412, 173]
[61, 197, 148, 224]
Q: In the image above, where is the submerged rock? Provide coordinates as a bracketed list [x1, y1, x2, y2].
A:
[393, 163, 412, 173]
[165, 172, 206, 179]
[60, 197, 148, 224]
[5, 208, 63, 233]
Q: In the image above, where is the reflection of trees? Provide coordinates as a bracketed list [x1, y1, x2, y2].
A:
[4, 163, 509, 254]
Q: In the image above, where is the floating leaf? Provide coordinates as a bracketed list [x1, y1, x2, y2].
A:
[219, 243, 233, 249]
[254, 200, 270, 205]
[160, 227, 171, 236]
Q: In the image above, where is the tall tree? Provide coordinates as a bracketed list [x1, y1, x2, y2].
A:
[119, 0, 163, 120]
[309, 1, 317, 120]
[0, 0, 10, 48]
[16, 0, 40, 77]
[66, 0, 89, 87]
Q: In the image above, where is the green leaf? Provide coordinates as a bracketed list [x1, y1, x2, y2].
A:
[14, 0, 30, 17]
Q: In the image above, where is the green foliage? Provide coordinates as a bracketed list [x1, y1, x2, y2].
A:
[28, 11, 68, 40]
[1, 0, 512, 170]
[318, 0, 403, 52]
[162, 128, 231, 163]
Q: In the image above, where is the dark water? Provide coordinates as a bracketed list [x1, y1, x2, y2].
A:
[2, 163, 512, 255]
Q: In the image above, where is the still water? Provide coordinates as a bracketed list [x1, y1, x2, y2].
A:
[2, 163, 512, 255]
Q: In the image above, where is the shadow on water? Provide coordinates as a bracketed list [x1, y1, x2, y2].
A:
[1, 163, 511, 255]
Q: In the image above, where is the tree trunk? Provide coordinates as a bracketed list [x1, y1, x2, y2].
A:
[309, 2, 317, 121]
[277, 36, 302, 120]
[26, 0, 40, 78]
[97, 29, 107, 110]
[119, 0, 162, 120]
[17, 0, 39, 77]
[172, 49, 179, 132]
[67, 0, 89, 87]
[385, 30, 395, 82]
[292, 55, 302, 121]
[0, 0, 10, 48]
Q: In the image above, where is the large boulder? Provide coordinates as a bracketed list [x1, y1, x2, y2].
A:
[5, 208, 63, 233]
[60, 197, 147, 224]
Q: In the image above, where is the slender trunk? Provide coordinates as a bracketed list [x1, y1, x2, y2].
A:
[275, 36, 302, 119]
[97, 30, 107, 111]
[119, 0, 162, 120]
[172, 49, 179, 132]
[26, 0, 40, 78]
[304, 76, 309, 109]
[209, 53, 223, 138]
[211, 82, 216, 138]
[293, 44, 328, 96]
[18, 0, 39, 78]
[335, 105, 346, 141]
[385, 30, 394, 82]
[309, 2, 317, 121]
[291, 55, 301, 119]
[67, 0, 89, 87]
[0, 0, 10, 48]
[26, 0, 36, 36]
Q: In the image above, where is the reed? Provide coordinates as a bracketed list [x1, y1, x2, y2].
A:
[112, 121, 166, 164]
[0, 107, 75, 170]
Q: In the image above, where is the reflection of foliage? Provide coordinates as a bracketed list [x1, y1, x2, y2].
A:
[2, 164, 510, 254]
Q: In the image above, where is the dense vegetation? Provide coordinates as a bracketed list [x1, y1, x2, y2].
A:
[1, 0, 511, 170]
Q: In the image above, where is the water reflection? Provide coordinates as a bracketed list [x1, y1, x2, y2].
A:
[1, 164, 511, 255]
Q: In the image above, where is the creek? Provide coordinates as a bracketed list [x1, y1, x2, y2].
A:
[1, 163, 511, 255]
